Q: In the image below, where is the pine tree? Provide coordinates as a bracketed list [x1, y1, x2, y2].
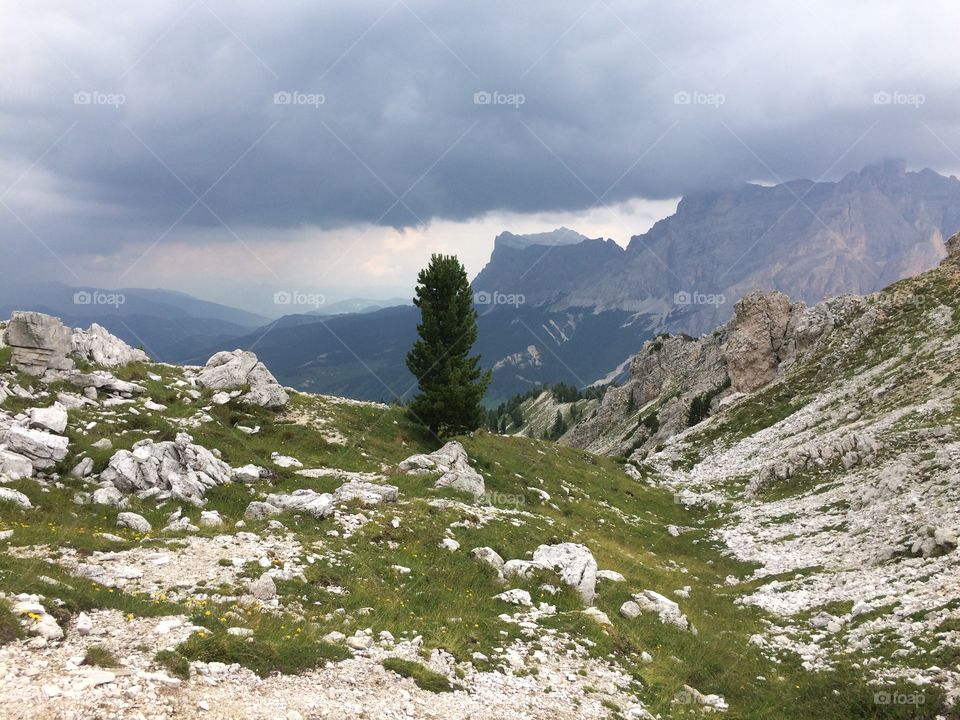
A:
[550, 410, 567, 439]
[406, 254, 491, 437]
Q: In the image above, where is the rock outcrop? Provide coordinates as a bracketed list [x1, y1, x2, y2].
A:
[532, 543, 598, 604]
[100, 432, 234, 505]
[0, 424, 68, 469]
[399, 441, 485, 498]
[564, 287, 858, 457]
[71, 324, 149, 366]
[195, 350, 289, 409]
[3, 312, 74, 376]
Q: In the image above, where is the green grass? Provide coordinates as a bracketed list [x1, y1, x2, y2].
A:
[0, 602, 22, 645]
[3, 294, 959, 719]
[82, 645, 119, 667]
[175, 619, 350, 677]
[154, 649, 191, 679]
[382, 658, 456, 692]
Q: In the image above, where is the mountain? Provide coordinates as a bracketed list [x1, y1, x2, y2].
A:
[308, 297, 412, 316]
[474, 160, 960, 335]
[180, 304, 647, 404]
[0, 282, 268, 362]
[158, 162, 960, 405]
[2, 248, 959, 717]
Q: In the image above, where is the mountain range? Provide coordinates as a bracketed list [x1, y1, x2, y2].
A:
[12, 160, 960, 403]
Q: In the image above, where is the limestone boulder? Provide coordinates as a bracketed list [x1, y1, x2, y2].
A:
[100, 432, 233, 505]
[71, 324, 149, 366]
[3, 311, 74, 375]
[399, 441, 485, 498]
[195, 350, 288, 408]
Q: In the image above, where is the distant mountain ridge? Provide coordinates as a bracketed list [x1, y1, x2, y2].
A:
[473, 160, 960, 334]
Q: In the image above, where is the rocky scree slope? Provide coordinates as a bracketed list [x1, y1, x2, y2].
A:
[563, 233, 960, 710]
[0, 311, 956, 718]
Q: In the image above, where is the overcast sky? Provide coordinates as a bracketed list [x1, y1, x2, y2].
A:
[2, 0, 959, 313]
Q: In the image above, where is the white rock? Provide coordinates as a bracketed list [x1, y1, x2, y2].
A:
[71, 323, 149, 367]
[494, 589, 532, 606]
[196, 350, 289, 408]
[0, 487, 31, 509]
[264, 489, 334, 519]
[117, 511, 152, 533]
[248, 574, 277, 600]
[597, 569, 625, 582]
[28, 403, 68, 434]
[532, 543, 598, 604]
[399, 441, 485, 498]
[0, 449, 33, 480]
[439, 538, 460, 552]
[199, 510, 223, 527]
[75, 612, 93, 636]
[0, 424, 69, 469]
[100, 432, 233, 505]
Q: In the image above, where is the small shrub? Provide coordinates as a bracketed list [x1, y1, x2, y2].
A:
[82, 646, 119, 668]
[154, 649, 190, 679]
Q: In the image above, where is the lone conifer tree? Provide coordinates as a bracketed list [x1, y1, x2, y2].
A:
[406, 255, 491, 436]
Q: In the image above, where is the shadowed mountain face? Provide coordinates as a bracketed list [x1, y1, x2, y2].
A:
[472, 161, 960, 334]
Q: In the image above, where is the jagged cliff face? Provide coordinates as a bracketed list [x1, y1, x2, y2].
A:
[474, 161, 960, 336]
[562, 290, 860, 456]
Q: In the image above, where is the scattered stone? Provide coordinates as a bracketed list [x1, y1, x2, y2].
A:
[597, 569, 625, 583]
[117, 511, 152, 533]
[532, 543, 598, 604]
[199, 510, 224, 528]
[399, 441, 485, 498]
[247, 574, 277, 601]
[494, 589, 532, 606]
[0, 487, 31, 509]
[439, 538, 460, 552]
[28, 403, 68, 434]
[0, 449, 33, 480]
[264, 489, 334, 519]
[0, 424, 69, 469]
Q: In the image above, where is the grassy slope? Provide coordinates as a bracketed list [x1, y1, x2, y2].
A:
[0, 345, 948, 717]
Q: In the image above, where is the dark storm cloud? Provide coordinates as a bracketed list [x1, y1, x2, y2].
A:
[2, 0, 960, 267]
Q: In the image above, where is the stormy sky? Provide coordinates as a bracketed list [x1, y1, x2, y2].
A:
[1, 0, 959, 314]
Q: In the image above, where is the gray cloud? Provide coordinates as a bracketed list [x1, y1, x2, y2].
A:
[2, 0, 960, 288]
